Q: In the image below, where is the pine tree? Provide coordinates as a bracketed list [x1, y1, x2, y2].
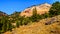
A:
[33, 7, 37, 16]
[16, 20, 20, 28]
[49, 1, 60, 16]
[31, 7, 38, 22]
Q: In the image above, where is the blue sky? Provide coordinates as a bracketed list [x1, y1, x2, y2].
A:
[0, 0, 60, 15]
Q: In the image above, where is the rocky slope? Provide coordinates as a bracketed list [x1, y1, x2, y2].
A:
[20, 3, 51, 17]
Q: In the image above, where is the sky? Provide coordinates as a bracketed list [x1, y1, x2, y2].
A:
[0, 0, 60, 15]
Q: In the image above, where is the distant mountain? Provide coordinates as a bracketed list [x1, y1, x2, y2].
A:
[0, 11, 8, 16]
[20, 3, 51, 17]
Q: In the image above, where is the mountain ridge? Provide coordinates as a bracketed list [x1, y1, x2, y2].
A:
[20, 3, 51, 17]
[0, 11, 8, 16]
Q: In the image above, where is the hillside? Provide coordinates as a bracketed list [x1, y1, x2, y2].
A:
[2, 2, 60, 34]
[4, 15, 60, 34]
[20, 3, 51, 17]
[0, 11, 7, 16]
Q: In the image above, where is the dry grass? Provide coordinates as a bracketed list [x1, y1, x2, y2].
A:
[4, 15, 60, 34]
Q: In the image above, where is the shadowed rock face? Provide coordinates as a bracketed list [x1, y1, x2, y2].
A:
[45, 18, 56, 25]
[20, 3, 51, 17]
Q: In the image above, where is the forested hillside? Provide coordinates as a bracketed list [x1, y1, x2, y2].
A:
[0, 1, 60, 34]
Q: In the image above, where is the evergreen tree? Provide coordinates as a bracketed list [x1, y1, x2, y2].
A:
[30, 7, 38, 22]
[16, 20, 20, 28]
[44, 13, 49, 18]
[22, 17, 31, 25]
[49, 1, 60, 16]
[33, 7, 37, 16]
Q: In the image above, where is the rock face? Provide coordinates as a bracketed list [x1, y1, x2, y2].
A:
[20, 3, 51, 17]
